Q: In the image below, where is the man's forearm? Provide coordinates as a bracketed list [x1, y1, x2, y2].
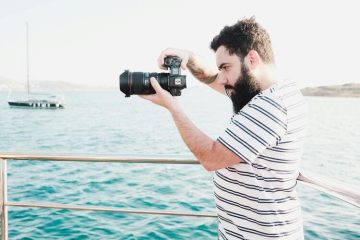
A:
[169, 105, 215, 170]
[187, 56, 218, 84]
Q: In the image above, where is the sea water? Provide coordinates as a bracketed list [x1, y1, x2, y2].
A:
[0, 87, 359, 239]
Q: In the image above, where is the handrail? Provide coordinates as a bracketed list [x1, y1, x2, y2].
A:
[0, 153, 359, 240]
[0, 153, 198, 164]
[0, 153, 359, 207]
[6, 201, 217, 218]
[297, 172, 360, 208]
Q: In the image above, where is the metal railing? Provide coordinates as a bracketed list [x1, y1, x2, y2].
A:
[0, 153, 359, 240]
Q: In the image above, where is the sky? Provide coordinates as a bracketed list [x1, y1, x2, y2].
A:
[0, 0, 359, 88]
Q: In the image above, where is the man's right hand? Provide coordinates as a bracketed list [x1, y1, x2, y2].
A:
[158, 47, 224, 95]
[157, 48, 194, 71]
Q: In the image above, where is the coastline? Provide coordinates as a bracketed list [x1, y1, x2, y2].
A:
[1, 78, 360, 97]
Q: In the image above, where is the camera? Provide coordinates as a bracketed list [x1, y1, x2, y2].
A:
[119, 56, 187, 97]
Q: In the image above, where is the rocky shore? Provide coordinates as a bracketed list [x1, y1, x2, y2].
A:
[301, 83, 360, 97]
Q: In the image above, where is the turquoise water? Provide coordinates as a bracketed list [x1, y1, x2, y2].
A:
[0, 88, 359, 239]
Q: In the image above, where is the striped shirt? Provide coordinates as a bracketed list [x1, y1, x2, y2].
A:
[215, 80, 307, 239]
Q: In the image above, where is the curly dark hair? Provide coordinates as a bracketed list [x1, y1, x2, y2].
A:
[210, 17, 275, 64]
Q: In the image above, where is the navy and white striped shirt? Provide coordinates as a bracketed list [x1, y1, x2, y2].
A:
[215, 80, 307, 239]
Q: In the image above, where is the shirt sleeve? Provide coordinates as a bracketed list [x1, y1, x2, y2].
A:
[217, 94, 288, 164]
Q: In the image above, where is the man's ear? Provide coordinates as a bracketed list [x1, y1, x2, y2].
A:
[245, 50, 261, 70]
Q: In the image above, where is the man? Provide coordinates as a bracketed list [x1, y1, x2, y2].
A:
[141, 17, 307, 239]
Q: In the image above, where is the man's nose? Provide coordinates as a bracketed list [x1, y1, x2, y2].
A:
[217, 72, 227, 85]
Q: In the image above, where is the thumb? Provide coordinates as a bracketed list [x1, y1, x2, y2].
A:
[150, 77, 163, 93]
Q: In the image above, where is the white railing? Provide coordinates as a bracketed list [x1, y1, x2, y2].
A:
[0, 153, 359, 240]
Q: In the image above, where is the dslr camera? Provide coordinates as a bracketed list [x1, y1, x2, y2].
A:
[119, 56, 186, 97]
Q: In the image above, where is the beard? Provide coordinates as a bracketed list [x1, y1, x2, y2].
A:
[225, 64, 260, 114]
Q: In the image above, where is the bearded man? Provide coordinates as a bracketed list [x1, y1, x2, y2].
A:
[141, 17, 307, 240]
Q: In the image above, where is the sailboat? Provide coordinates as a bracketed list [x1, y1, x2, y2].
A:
[7, 22, 65, 109]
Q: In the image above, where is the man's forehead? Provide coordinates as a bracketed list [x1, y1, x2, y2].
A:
[216, 46, 240, 66]
[215, 46, 230, 57]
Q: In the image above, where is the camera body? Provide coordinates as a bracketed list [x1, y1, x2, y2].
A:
[119, 56, 187, 97]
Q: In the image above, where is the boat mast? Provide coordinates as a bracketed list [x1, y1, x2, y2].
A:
[26, 22, 30, 99]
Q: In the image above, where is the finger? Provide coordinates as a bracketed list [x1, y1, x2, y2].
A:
[149, 77, 163, 93]
[158, 48, 176, 69]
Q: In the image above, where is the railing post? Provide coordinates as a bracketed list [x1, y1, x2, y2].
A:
[0, 159, 8, 240]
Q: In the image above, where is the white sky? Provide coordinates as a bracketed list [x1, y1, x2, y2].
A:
[0, 0, 359, 88]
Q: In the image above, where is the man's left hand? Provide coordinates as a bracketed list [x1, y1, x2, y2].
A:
[139, 77, 179, 111]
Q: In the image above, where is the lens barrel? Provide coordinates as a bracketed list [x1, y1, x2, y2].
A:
[119, 70, 186, 97]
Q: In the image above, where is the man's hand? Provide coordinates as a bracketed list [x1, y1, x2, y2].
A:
[158, 48, 193, 71]
[139, 77, 179, 111]
[158, 47, 224, 95]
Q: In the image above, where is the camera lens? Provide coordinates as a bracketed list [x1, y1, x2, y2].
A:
[119, 70, 131, 97]
[119, 70, 157, 97]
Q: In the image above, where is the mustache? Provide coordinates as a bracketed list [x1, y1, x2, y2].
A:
[225, 85, 235, 98]
[225, 85, 235, 90]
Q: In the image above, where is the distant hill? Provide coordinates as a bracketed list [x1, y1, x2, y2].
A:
[0, 76, 24, 91]
[0, 76, 113, 91]
[301, 83, 360, 97]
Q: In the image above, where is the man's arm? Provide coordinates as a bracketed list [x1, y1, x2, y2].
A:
[186, 56, 226, 95]
[170, 104, 242, 171]
[140, 78, 242, 171]
[158, 48, 226, 95]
